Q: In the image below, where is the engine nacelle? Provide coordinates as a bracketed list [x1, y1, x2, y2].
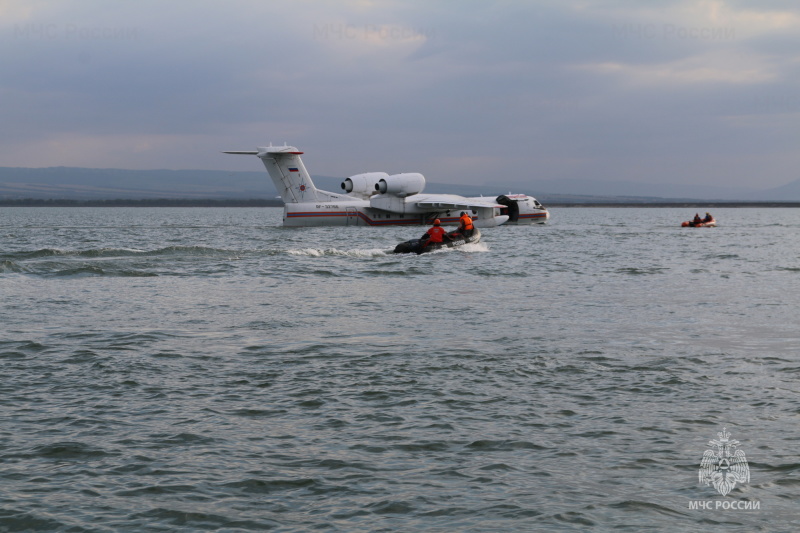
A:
[375, 173, 426, 197]
[341, 172, 389, 197]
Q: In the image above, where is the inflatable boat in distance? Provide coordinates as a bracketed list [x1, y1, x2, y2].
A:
[682, 217, 717, 227]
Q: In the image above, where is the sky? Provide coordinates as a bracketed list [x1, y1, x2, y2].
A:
[1, 0, 799, 189]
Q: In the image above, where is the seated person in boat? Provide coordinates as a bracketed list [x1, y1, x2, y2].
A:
[703, 212, 713, 223]
[692, 213, 702, 225]
[456, 211, 474, 238]
[423, 219, 451, 247]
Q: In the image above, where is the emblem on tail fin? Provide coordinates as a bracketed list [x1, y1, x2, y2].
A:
[699, 427, 750, 496]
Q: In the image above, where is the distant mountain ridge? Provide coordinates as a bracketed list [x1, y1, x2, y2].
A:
[1, 166, 798, 202]
[0, 167, 272, 200]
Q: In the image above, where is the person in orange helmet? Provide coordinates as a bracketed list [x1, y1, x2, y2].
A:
[423, 218, 450, 248]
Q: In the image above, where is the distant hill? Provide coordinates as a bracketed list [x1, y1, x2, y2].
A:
[1, 166, 798, 203]
[760, 178, 800, 200]
[500, 178, 759, 201]
[0, 167, 274, 200]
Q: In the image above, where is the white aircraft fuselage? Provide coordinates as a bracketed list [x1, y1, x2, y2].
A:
[223, 145, 549, 227]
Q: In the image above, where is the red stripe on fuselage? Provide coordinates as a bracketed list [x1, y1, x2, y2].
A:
[286, 211, 349, 217]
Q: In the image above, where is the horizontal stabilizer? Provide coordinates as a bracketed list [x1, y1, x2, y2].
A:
[222, 151, 259, 155]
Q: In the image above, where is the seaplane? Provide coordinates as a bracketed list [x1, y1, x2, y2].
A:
[223, 144, 549, 227]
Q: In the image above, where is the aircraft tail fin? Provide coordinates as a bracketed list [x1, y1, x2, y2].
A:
[224, 145, 322, 203]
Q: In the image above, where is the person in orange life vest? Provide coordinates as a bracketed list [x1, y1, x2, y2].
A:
[457, 211, 474, 238]
[692, 213, 702, 225]
[423, 219, 450, 247]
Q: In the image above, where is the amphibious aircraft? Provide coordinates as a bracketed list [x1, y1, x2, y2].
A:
[223, 144, 549, 227]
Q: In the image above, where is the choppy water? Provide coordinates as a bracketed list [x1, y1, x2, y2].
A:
[1, 206, 799, 532]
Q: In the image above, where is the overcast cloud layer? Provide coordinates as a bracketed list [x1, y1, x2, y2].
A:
[2, 0, 799, 189]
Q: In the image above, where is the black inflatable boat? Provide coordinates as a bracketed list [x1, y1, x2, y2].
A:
[393, 228, 481, 254]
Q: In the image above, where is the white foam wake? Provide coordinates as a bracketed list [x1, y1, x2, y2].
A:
[287, 248, 390, 257]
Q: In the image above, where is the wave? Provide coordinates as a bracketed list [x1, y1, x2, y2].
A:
[51, 266, 158, 277]
[6, 243, 487, 265]
[417, 242, 490, 254]
[459, 242, 489, 253]
[26, 441, 116, 460]
[4, 246, 237, 260]
[287, 248, 390, 257]
[1, 262, 159, 278]
[616, 266, 668, 275]
[0, 260, 25, 273]
[6, 246, 398, 263]
[2, 246, 255, 277]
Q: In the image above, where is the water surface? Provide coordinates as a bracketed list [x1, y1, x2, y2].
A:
[1, 207, 798, 531]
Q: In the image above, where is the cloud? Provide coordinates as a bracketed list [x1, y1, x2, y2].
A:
[574, 49, 779, 86]
[0, 0, 43, 22]
[1, 0, 799, 189]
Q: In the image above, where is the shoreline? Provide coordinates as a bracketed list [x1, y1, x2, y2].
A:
[545, 202, 800, 207]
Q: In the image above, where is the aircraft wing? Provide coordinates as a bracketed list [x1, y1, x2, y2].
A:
[415, 198, 503, 210]
[411, 196, 509, 227]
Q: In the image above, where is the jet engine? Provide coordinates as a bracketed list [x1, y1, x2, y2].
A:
[375, 173, 426, 197]
[341, 172, 389, 197]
